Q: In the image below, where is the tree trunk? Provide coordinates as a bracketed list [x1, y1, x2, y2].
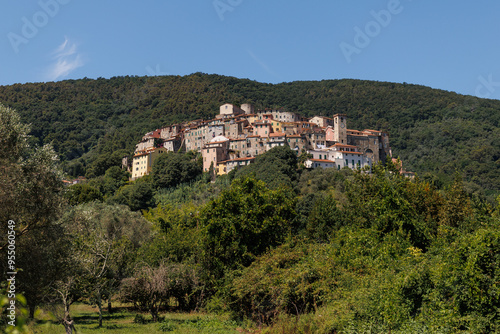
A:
[63, 319, 74, 334]
[107, 279, 113, 314]
[29, 304, 36, 319]
[98, 291, 103, 327]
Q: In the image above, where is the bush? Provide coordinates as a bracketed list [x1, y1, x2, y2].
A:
[158, 320, 176, 332]
[133, 314, 147, 324]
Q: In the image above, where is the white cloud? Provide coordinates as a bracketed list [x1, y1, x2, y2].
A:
[46, 38, 84, 81]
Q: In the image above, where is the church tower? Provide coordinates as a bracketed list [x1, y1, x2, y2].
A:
[333, 114, 347, 144]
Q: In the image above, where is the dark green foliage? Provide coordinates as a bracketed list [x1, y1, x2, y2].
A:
[140, 204, 202, 266]
[154, 175, 231, 208]
[152, 151, 202, 190]
[65, 183, 103, 205]
[199, 176, 297, 284]
[108, 180, 155, 211]
[103, 166, 130, 196]
[85, 150, 128, 178]
[342, 162, 442, 250]
[425, 227, 500, 332]
[236, 145, 299, 188]
[229, 242, 332, 324]
[306, 193, 343, 242]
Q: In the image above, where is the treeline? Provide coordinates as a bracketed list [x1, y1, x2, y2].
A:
[2, 104, 500, 333]
[0, 73, 498, 199]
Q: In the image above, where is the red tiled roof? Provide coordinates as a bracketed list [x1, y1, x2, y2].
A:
[310, 159, 335, 163]
[269, 132, 286, 137]
[329, 143, 358, 148]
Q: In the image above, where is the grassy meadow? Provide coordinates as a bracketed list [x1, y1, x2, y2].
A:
[28, 303, 255, 334]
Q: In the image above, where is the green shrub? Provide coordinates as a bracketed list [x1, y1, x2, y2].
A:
[158, 320, 176, 332]
[133, 313, 147, 324]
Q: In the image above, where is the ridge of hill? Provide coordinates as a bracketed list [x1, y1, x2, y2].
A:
[0, 73, 499, 198]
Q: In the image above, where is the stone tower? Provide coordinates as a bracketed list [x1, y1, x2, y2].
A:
[333, 113, 347, 144]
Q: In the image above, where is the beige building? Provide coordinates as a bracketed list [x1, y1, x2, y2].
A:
[253, 121, 273, 138]
[308, 143, 371, 170]
[131, 147, 168, 180]
[256, 109, 302, 122]
[218, 103, 244, 117]
[202, 136, 230, 172]
[267, 132, 287, 150]
[309, 116, 334, 128]
[287, 134, 307, 153]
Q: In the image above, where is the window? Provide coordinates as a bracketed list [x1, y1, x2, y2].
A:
[352, 159, 355, 166]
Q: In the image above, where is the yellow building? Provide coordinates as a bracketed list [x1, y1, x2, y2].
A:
[131, 147, 168, 180]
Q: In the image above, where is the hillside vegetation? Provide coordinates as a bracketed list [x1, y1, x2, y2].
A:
[2, 102, 500, 333]
[0, 73, 499, 197]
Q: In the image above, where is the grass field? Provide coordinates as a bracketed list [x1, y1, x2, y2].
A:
[28, 303, 257, 334]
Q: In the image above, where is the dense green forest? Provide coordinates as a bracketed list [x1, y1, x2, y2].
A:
[2, 103, 500, 333]
[0, 73, 498, 198]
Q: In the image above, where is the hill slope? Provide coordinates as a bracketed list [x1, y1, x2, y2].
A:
[0, 73, 499, 197]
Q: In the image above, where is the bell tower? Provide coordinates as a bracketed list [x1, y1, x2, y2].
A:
[333, 114, 347, 144]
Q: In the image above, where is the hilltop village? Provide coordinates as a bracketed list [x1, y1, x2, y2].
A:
[131, 103, 396, 180]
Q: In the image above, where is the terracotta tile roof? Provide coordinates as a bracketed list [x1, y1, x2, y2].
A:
[269, 132, 286, 137]
[310, 159, 335, 163]
[329, 143, 358, 148]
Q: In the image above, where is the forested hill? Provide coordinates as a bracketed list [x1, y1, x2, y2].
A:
[0, 73, 499, 197]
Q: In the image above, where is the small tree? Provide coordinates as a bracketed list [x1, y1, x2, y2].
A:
[120, 262, 200, 321]
[0, 104, 66, 318]
[60, 202, 151, 327]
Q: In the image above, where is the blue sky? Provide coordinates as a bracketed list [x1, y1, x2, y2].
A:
[1, 0, 499, 100]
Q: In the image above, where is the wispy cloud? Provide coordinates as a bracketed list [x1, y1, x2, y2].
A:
[46, 37, 84, 81]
